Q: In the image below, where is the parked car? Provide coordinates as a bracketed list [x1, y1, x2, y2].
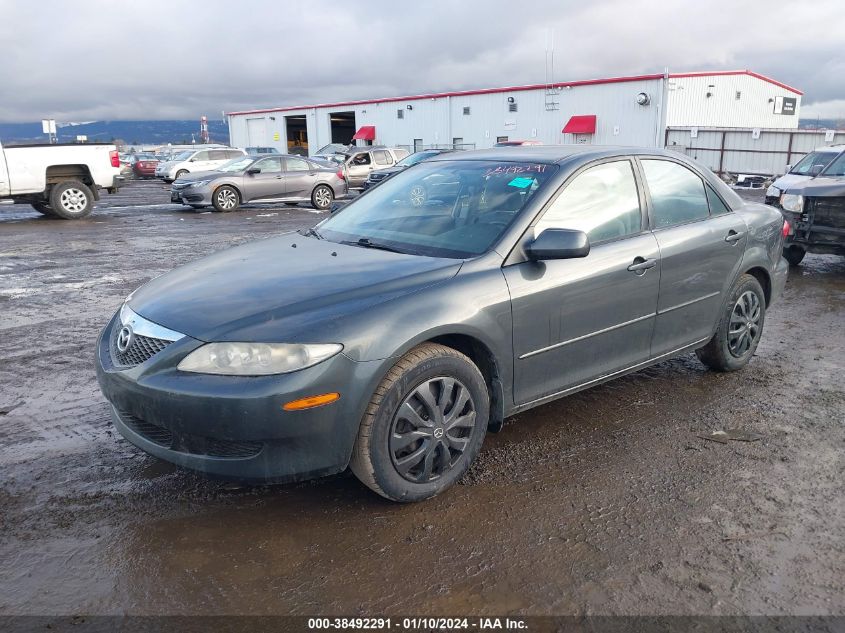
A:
[494, 140, 544, 147]
[245, 147, 280, 155]
[778, 150, 845, 265]
[340, 146, 410, 189]
[131, 153, 160, 179]
[169, 154, 346, 212]
[0, 139, 122, 219]
[362, 149, 455, 190]
[97, 146, 788, 501]
[155, 147, 246, 182]
[765, 145, 845, 206]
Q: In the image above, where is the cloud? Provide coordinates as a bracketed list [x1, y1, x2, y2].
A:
[0, 0, 842, 122]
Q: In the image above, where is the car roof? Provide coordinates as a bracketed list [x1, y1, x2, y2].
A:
[425, 145, 693, 164]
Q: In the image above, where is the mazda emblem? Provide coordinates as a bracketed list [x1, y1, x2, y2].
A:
[116, 325, 134, 353]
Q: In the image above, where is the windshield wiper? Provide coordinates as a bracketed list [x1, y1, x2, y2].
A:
[343, 237, 406, 254]
[301, 227, 324, 240]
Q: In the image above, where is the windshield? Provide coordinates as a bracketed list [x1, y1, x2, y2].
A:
[317, 160, 558, 258]
[395, 151, 440, 168]
[172, 150, 193, 162]
[822, 152, 845, 177]
[790, 151, 838, 175]
[217, 156, 255, 172]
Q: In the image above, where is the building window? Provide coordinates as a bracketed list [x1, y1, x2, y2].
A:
[496, 136, 508, 143]
[508, 102, 518, 113]
[463, 106, 471, 115]
[735, 91, 742, 100]
[397, 109, 404, 119]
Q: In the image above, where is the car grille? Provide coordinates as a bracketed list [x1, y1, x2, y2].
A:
[110, 325, 172, 368]
[116, 407, 263, 459]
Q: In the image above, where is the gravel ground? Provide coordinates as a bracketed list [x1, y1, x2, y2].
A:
[0, 181, 843, 616]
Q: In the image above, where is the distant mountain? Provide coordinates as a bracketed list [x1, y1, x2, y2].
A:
[0, 120, 230, 146]
[798, 118, 844, 131]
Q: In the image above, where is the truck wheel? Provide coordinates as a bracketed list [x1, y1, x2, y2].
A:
[696, 274, 766, 372]
[31, 202, 55, 216]
[49, 181, 94, 219]
[783, 245, 805, 267]
[349, 343, 489, 502]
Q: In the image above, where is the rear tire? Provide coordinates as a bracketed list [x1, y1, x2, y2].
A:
[349, 343, 489, 502]
[212, 186, 240, 212]
[783, 245, 806, 267]
[696, 274, 766, 372]
[31, 202, 55, 216]
[311, 184, 334, 211]
[49, 181, 94, 219]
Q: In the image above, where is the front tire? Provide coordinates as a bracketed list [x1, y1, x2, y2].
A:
[783, 245, 806, 267]
[696, 274, 766, 372]
[175, 170, 188, 180]
[49, 181, 94, 219]
[311, 184, 334, 211]
[212, 186, 240, 212]
[31, 202, 55, 216]
[350, 343, 489, 502]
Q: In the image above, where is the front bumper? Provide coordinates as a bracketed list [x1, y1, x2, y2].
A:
[96, 310, 377, 481]
[170, 184, 213, 205]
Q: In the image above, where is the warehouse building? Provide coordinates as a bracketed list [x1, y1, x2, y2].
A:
[227, 70, 802, 155]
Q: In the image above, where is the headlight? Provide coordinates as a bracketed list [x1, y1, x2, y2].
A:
[765, 185, 780, 198]
[177, 342, 343, 376]
[186, 180, 210, 187]
[780, 193, 804, 212]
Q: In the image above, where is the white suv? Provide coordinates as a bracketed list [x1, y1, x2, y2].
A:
[156, 148, 247, 182]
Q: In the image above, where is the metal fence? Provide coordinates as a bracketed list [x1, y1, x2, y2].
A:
[665, 127, 845, 177]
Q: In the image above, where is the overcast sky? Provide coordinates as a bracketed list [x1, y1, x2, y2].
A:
[1, 0, 843, 123]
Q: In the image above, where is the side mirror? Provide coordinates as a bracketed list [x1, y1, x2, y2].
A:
[525, 228, 590, 261]
[246, 167, 260, 175]
[809, 163, 825, 176]
[329, 202, 343, 213]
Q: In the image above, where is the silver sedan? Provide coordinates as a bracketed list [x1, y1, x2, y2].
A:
[170, 154, 347, 212]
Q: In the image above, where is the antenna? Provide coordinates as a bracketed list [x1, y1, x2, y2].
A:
[544, 29, 559, 111]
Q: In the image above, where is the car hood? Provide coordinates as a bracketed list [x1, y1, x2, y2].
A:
[783, 176, 845, 197]
[128, 233, 462, 342]
[174, 170, 225, 183]
[770, 173, 811, 192]
[371, 166, 404, 177]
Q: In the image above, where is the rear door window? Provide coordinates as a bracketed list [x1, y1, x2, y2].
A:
[641, 160, 710, 229]
[208, 150, 228, 160]
[227, 149, 245, 159]
[285, 158, 310, 172]
[706, 185, 732, 216]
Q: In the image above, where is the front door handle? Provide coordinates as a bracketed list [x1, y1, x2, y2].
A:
[725, 230, 745, 243]
[627, 257, 657, 274]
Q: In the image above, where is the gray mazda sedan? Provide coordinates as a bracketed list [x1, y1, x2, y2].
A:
[97, 146, 789, 502]
[170, 154, 346, 212]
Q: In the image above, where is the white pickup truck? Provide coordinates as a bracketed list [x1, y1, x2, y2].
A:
[0, 140, 123, 219]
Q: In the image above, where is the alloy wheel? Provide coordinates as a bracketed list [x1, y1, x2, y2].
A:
[728, 290, 761, 357]
[216, 189, 238, 210]
[59, 188, 88, 213]
[389, 377, 476, 483]
[314, 186, 332, 209]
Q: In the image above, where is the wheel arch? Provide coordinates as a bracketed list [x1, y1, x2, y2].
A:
[212, 182, 242, 202]
[743, 265, 772, 306]
[419, 332, 506, 433]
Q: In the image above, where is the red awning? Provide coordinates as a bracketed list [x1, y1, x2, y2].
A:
[562, 115, 596, 134]
[352, 125, 376, 141]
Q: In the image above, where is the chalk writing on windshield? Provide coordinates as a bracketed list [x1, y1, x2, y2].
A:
[483, 164, 548, 177]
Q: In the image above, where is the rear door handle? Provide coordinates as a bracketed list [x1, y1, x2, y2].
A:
[627, 257, 657, 273]
[725, 230, 745, 243]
